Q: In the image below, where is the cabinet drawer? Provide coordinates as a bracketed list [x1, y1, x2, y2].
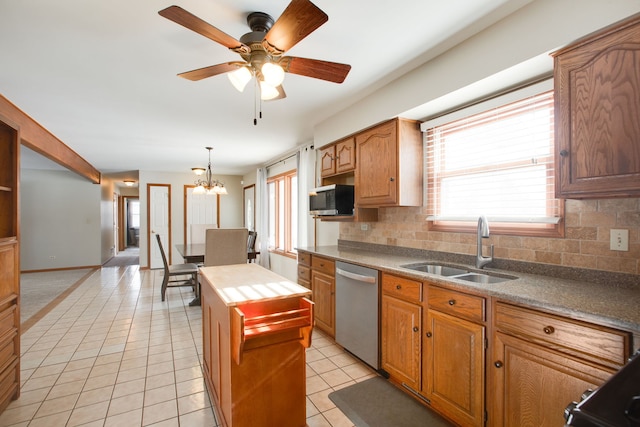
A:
[495, 302, 629, 368]
[0, 306, 16, 338]
[382, 273, 422, 303]
[312, 256, 335, 276]
[298, 252, 311, 267]
[428, 286, 485, 323]
[297, 265, 310, 283]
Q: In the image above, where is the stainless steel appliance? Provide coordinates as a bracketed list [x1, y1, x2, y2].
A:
[308, 184, 354, 216]
[565, 349, 640, 426]
[335, 261, 379, 369]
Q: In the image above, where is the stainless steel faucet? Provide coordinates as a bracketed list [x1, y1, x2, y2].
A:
[476, 215, 494, 269]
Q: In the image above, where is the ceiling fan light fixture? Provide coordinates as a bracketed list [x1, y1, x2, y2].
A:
[228, 66, 252, 92]
[261, 62, 285, 87]
[260, 81, 279, 100]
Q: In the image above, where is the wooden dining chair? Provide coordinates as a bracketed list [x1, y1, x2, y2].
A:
[156, 234, 199, 302]
[204, 228, 248, 266]
[247, 231, 258, 263]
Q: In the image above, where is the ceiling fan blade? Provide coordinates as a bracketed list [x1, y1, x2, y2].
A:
[279, 57, 351, 83]
[263, 0, 328, 55]
[159, 5, 247, 52]
[178, 63, 239, 81]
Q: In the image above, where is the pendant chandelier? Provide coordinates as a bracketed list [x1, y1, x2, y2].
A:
[192, 147, 227, 195]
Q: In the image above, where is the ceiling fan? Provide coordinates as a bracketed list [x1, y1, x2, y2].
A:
[158, 0, 351, 103]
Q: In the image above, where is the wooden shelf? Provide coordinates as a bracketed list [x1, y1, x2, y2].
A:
[0, 187, 11, 192]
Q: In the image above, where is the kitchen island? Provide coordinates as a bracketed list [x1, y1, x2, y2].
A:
[199, 263, 313, 427]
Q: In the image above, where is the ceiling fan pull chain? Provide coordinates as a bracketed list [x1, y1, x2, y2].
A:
[254, 79, 258, 125]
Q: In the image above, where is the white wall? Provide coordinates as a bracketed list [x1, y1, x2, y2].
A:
[20, 169, 102, 270]
[138, 170, 243, 268]
[315, 0, 640, 146]
[312, 0, 640, 247]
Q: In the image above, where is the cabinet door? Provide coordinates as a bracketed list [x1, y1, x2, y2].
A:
[356, 120, 398, 206]
[381, 294, 421, 390]
[311, 271, 335, 337]
[335, 138, 356, 173]
[554, 16, 640, 198]
[424, 309, 485, 427]
[319, 145, 336, 177]
[491, 332, 613, 427]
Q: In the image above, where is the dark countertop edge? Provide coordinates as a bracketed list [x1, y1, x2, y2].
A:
[297, 242, 640, 333]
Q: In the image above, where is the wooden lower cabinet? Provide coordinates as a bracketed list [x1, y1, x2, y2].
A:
[311, 270, 335, 336]
[423, 309, 485, 427]
[0, 240, 19, 414]
[491, 332, 613, 427]
[490, 301, 630, 427]
[422, 285, 486, 427]
[311, 256, 335, 337]
[380, 273, 422, 391]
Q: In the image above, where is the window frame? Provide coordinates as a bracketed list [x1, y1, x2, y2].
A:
[424, 88, 564, 238]
[267, 169, 298, 258]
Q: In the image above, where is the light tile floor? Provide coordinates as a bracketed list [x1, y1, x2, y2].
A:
[1, 265, 376, 426]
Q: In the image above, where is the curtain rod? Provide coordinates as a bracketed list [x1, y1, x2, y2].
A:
[265, 144, 314, 169]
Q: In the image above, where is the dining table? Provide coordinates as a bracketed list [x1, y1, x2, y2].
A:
[175, 243, 260, 264]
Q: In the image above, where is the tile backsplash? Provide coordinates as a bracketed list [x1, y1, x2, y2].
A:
[340, 198, 640, 275]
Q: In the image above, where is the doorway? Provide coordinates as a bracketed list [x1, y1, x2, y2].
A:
[118, 196, 140, 251]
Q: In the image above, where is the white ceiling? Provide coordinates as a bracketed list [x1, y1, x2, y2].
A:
[1, 0, 528, 176]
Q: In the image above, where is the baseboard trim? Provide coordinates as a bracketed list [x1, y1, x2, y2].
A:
[20, 265, 102, 274]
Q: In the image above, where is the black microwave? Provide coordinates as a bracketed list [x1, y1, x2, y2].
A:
[309, 184, 354, 216]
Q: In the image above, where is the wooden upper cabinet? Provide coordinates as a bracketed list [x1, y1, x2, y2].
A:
[319, 145, 336, 177]
[355, 118, 423, 207]
[553, 14, 640, 198]
[319, 137, 356, 178]
[335, 137, 356, 174]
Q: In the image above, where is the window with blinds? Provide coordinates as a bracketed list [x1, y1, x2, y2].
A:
[424, 89, 563, 237]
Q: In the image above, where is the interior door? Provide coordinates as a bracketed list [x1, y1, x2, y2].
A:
[148, 184, 171, 268]
[184, 185, 219, 245]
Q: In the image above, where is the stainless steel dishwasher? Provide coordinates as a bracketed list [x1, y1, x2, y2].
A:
[335, 261, 380, 369]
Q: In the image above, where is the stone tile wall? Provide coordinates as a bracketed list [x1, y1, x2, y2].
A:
[340, 198, 640, 275]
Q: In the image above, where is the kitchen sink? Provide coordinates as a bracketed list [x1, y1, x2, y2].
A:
[400, 263, 468, 277]
[453, 272, 516, 284]
[399, 262, 517, 284]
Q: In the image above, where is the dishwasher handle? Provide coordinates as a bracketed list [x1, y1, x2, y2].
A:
[336, 267, 376, 284]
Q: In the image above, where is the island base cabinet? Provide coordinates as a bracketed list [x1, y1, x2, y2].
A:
[200, 265, 313, 427]
[491, 332, 613, 427]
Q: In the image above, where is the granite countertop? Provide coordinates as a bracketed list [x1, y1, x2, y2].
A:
[298, 245, 640, 333]
[200, 263, 311, 306]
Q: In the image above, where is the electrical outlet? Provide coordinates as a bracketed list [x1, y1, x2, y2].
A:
[49, 255, 56, 259]
[360, 223, 369, 231]
[610, 229, 629, 251]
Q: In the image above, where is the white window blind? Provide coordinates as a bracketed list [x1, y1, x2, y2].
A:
[425, 90, 561, 225]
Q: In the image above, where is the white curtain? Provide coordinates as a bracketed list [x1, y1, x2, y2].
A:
[256, 167, 270, 269]
[297, 144, 316, 249]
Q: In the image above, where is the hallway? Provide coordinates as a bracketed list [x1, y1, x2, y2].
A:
[1, 266, 374, 426]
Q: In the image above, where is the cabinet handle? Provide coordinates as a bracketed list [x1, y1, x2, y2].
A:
[559, 149, 569, 157]
[396, 285, 401, 290]
[426, 332, 432, 338]
[413, 326, 419, 332]
[389, 177, 395, 182]
[543, 326, 555, 335]
[448, 299, 456, 306]
[494, 361, 503, 368]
